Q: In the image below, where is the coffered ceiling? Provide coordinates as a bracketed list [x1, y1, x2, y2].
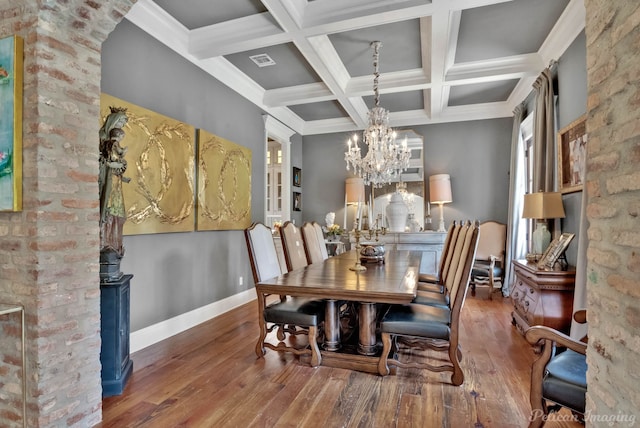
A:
[125, 0, 585, 135]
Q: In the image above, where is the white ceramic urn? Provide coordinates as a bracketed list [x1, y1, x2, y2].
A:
[385, 192, 409, 232]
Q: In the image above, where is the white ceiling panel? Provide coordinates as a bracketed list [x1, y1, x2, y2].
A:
[125, 0, 585, 135]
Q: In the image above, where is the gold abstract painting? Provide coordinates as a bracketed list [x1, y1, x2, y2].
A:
[197, 129, 251, 231]
[100, 93, 195, 235]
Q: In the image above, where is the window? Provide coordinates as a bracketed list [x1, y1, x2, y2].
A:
[266, 140, 283, 227]
[521, 113, 534, 254]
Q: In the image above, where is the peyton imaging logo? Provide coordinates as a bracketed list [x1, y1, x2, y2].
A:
[530, 410, 636, 426]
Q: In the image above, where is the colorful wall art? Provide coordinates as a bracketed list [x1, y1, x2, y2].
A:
[196, 129, 252, 231]
[0, 36, 23, 212]
[101, 93, 196, 235]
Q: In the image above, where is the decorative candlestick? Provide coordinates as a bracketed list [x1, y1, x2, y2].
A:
[349, 219, 367, 272]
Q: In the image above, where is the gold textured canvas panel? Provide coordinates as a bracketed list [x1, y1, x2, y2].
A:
[196, 129, 251, 231]
[100, 93, 195, 235]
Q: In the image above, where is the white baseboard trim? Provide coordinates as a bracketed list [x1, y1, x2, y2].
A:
[130, 288, 257, 354]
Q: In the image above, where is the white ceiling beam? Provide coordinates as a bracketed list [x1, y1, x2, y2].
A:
[264, 68, 431, 108]
[264, 83, 335, 107]
[420, 16, 432, 119]
[449, 0, 514, 10]
[189, 14, 291, 59]
[301, 36, 369, 128]
[440, 102, 513, 122]
[347, 69, 431, 97]
[302, 101, 515, 135]
[303, 0, 434, 34]
[262, 0, 369, 128]
[429, 0, 455, 119]
[189, 0, 436, 60]
[261, 0, 306, 33]
[446, 53, 544, 85]
[302, 117, 360, 136]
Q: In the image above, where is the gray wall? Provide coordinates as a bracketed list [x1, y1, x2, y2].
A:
[556, 30, 587, 265]
[291, 134, 303, 226]
[103, 19, 587, 332]
[102, 20, 266, 330]
[302, 118, 513, 229]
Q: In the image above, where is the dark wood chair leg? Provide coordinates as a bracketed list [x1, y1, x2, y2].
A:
[255, 318, 268, 358]
[378, 332, 392, 375]
[309, 326, 322, 367]
[449, 341, 464, 386]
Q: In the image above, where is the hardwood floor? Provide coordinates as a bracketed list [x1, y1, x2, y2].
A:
[99, 289, 582, 427]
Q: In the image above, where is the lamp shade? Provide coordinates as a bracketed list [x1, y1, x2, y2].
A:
[429, 174, 452, 204]
[345, 177, 365, 204]
[522, 192, 565, 219]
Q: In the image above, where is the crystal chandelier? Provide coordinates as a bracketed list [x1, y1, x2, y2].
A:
[345, 41, 411, 188]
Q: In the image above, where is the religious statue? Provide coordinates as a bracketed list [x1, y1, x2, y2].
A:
[99, 106, 129, 281]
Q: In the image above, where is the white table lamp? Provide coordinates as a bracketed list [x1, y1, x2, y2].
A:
[344, 177, 365, 230]
[429, 174, 452, 232]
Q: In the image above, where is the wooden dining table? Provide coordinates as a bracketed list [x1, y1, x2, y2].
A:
[256, 249, 421, 372]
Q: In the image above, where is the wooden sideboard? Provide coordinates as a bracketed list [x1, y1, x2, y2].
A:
[511, 260, 576, 335]
[351, 231, 446, 276]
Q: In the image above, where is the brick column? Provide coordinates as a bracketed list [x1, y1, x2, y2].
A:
[584, 0, 640, 420]
[0, 1, 135, 426]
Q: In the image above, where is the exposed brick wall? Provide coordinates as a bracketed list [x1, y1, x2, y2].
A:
[584, 0, 640, 421]
[0, 1, 135, 426]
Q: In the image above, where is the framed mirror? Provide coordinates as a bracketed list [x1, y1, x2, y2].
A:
[370, 129, 426, 229]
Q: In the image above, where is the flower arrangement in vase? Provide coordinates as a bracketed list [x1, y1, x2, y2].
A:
[325, 224, 343, 241]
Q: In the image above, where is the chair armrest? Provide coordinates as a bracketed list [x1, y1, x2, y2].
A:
[525, 325, 587, 355]
[489, 254, 504, 267]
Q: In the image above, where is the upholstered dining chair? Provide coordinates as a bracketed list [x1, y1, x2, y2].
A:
[301, 222, 327, 264]
[279, 221, 309, 271]
[244, 222, 324, 367]
[311, 221, 329, 260]
[412, 221, 468, 309]
[417, 221, 462, 294]
[470, 220, 507, 299]
[377, 220, 479, 386]
[525, 310, 587, 427]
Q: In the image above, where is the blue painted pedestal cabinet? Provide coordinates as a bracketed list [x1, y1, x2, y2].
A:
[100, 274, 133, 397]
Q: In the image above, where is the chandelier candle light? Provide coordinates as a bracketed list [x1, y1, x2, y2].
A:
[345, 41, 411, 188]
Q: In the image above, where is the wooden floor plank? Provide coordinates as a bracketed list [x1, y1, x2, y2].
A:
[99, 294, 583, 427]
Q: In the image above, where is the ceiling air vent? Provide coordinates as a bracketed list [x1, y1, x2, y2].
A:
[249, 53, 276, 68]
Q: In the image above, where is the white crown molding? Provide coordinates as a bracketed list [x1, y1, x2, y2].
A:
[264, 114, 296, 141]
[440, 102, 513, 122]
[538, 0, 585, 65]
[126, 0, 189, 52]
[506, 75, 537, 110]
